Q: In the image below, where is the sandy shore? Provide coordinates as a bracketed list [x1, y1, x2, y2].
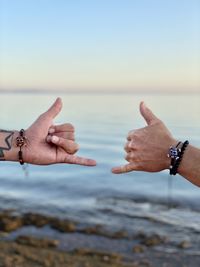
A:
[0, 210, 200, 267]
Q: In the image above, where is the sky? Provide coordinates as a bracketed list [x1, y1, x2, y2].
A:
[0, 0, 200, 92]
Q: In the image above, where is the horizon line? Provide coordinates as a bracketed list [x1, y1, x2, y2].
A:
[0, 88, 199, 95]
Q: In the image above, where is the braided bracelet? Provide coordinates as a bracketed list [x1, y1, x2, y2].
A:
[16, 129, 28, 165]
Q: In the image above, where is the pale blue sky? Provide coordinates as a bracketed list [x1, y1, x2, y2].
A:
[0, 0, 199, 92]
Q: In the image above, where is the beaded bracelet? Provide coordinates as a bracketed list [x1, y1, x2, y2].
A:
[168, 140, 189, 175]
[16, 129, 28, 165]
[170, 140, 189, 175]
[168, 141, 182, 175]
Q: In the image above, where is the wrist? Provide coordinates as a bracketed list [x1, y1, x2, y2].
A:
[4, 130, 29, 163]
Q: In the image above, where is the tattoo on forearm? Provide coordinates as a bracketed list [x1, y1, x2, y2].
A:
[0, 130, 14, 161]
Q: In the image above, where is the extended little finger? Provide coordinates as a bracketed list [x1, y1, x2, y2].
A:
[112, 163, 138, 174]
[64, 155, 97, 166]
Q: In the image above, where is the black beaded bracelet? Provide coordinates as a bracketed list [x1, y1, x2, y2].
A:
[168, 142, 182, 175]
[170, 140, 189, 175]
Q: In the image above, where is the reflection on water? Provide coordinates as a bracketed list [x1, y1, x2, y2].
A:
[0, 92, 200, 233]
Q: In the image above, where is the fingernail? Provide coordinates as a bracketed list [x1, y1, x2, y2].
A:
[48, 128, 55, 134]
[52, 136, 59, 143]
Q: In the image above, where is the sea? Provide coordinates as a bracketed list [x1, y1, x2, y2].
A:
[0, 91, 200, 250]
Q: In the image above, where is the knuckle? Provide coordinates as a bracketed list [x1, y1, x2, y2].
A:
[132, 131, 144, 143]
[75, 143, 79, 151]
[125, 152, 135, 162]
[79, 157, 85, 165]
[57, 138, 62, 145]
[128, 140, 135, 150]
[70, 133, 75, 141]
[127, 129, 142, 141]
[65, 154, 72, 163]
[67, 123, 75, 131]
[38, 113, 46, 120]
[67, 148, 74, 154]
[132, 130, 140, 138]
[128, 130, 134, 138]
[136, 161, 143, 170]
[124, 164, 130, 172]
[127, 142, 132, 150]
[56, 137, 63, 146]
[129, 152, 135, 159]
[123, 165, 127, 172]
[65, 133, 74, 140]
[126, 135, 131, 141]
[125, 154, 129, 161]
[68, 143, 79, 154]
[124, 142, 129, 151]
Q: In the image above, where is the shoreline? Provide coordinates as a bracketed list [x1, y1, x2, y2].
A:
[0, 210, 200, 267]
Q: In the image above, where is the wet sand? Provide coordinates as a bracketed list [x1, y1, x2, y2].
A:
[0, 210, 200, 267]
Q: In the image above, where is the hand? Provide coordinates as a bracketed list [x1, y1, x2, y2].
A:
[112, 102, 177, 174]
[20, 98, 96, 166]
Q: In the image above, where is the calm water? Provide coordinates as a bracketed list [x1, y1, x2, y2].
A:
[0, 92, 200, 234]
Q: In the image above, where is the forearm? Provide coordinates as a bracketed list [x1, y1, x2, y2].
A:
[0, 130, 19, 162]
[178, 144, 200, 187]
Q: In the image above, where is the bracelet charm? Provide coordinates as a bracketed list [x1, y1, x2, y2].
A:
[16, 129, 28, 165]
[168, 146, 180, 159]
[168, 140, 189, 175]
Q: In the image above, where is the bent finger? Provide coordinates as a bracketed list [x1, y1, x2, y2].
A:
[51, 136, 79, 154]
[125, 152, 135, 162]
[124, 142, 130, 153]
[49, 123, 74, 134]
[127, 129, 136, 140]
[50, 132, 75, 141]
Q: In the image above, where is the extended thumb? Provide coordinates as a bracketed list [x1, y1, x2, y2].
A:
[45, 97, 62, 119]
[139, 101, 158, 125]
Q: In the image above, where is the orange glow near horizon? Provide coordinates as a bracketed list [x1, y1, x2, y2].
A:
[0, 1, 200, 92]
